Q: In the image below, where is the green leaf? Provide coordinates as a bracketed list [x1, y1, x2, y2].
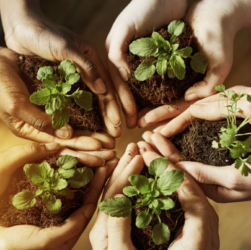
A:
[45, 98, 57, 115]
[215, 84, 225, 92]
[150, 189, 160, 198]
[177, 47, 193, 58]
[230, 143, 246, 159]
[68, 167, 93, 188]
[129, 175, 150, 194]
[57, 155, 79, 169]
[52, 178, 68, 191]
[247, 95, 251, 103]
[142, 195, 152, 206]
[129, 38, 158, 57]
[172, 44, 179, 51]
[240, 92, 248, 98]
[212, 141, 219, 149]
[156, 60, 168, 75]
[164, 41, 171, 51]
[58, 168, 76, 179]
[135, 61, 155, 81]
[42, 194, 51, 205]
[59, 95, 72, 106]
[167, 68, 175, 78]
[48, 198, 62, 214]
[60, 83, 72, 94]
[35, 188, 45, 196]
[235, 159, 243, 169]
[168, 20, 185, 36]
[152, 32, 166, 47]
[42, 79, 56, 90]
[12, 190, 36, 210]
[37, 66, 53, 80]
[170, 35, 177, 45]
[241, 163, 251, 177]
[65, 73, 80, 85]
[228, 90, 236, 96]
[57, 188, 70, 196]
[58, 60, 76, 78]
[190, 53, 208, 74]
[123, 186, 140, 197]
[158, 197, 175, 210]
[150, 199, 160, 209]
[30, 89, 51, 105]
[246, 155, 251, 165]
[52, 107, 70, 129]
[170, 55, 186, 80]
[152, 223, 170, 245]
[220, 126, 236, 148]
[74, 91, 92, 111]
[157, 170, 185, 195]
[136, 210, 152, 228]
[99, 197, 132, 217]
[149, 158, 169, 177]
[149, 178, 157, 191]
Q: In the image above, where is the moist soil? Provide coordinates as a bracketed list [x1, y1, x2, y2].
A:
[170, 119, 251, 166]
[130, 166, 184, 250]
[0, 157, 92, 228]
[17, 55, 103, 131]
[127, 22, 204, 110]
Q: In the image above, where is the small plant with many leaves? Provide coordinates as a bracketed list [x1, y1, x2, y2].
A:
[212, 85, 251, 176]
[12, 155, 93, 214]
[129, 20, 208, 81]
[30, 60, 92, 129]
[99, 158, 185, 246]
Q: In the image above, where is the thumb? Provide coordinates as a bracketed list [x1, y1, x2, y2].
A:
[107, 194, 135, 250]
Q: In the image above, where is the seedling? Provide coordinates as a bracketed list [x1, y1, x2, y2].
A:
[212, 85, 251, 176]
[99, 158, 185, 245]
[30, 60, 92, 129]
[129, 20, 208, 81]
[12, 155, 93, 214]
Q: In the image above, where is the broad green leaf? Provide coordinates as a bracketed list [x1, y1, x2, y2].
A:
[228, 90, 236, 96]
[153, 207, 162, 216]
[158, 197, 175, 210]
[247, 95, 251, 103]
[48, 198, 62, 214]
[30, 89, 51, 105]
[150, 199, 160, 208]
[59, 95, 72, 106]
[135, 61, 155, 81]
[150, 189, 160, 198]
[212, 141, 219, 149]
[149, 178, 157, 191]
[45, 98, 57, 115]
[52, 107, 70, 129]
[170, 55, 186, 80]
[190, 53, 208, 74]
[149, 157, 169, 177]
[167, 68, 175, 78]
[129, 174, 150, 194]
[168, 20, 185, 36]
[57, 155, 79, 169]
[152, 223, 170, 245]
[60, 83, 72, 94]
[152, 32, 165, 47]
[235, 159, 242, 169]
[172, 44, 179, 51]
[12, 190, 36, 210]
[164, 41, 171, 51]
[136, 210, 152, 228]
[246, 155, 251, 165]
[129, 38, 158, 57]
[241, 163, 251, 177]
[58, 168, 76, 179]
[158, 53, 169, 60]
[42, 79, 55, 90]
[58, 60, 76, 78]
[99, 197, 132, 217]
[65, 73, 80, 85]
[156, 60, 168, 75]
[123, 186, 140, 197]
[170, 35, 177, 45]
[177, 47, 193, 58]
[35, 188, 45, 196]
[142, 195, 152, 206]
[220, 126, 236, 148]
[157, 170, 185, 195]
[42, 194, 51, 205]
[240, 92, 248, 98]
[215, 84, 225, 92]
[68, 167, 93, 188]
[52, 178, 68, 191]
[57, 188, 70, 196]
[230, 143, 246, 159]
[74, 91, 92, 111]
[37, 66, 53, 80]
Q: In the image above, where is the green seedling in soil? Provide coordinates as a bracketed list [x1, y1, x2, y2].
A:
[30, 60, 92, 129]
[129, 20, 208, 81]
[212, 85, 251, 176]
[12, 155, 93, 214]
[99, 157, 185, 245]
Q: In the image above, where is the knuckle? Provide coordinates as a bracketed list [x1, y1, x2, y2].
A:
[23, 143, 39, 155]
[227, 173, 239, 189]
[32, 118, 50, 132]
[83, 57, 96, 73]
[6, 102, 20, 116]
[194, 168, 208, 184]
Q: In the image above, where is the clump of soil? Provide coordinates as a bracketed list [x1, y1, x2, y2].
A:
[171, 119, 251, 166]
[127, 22, 204, 110]
[17, 55, 103, 131]
[131, 167, 184, 250]
[0, 157, 92, 228]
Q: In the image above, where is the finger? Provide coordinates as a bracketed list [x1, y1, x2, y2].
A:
[141, 131, 160, 152]
[76, 150, 116, 162]
[137, 107, 159, 128]
[105, 158, 119, 181]
[107, 194, 135, 250]
[137, 140, 158, 155]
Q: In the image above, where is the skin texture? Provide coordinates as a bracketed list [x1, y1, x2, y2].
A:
[0, 0, 121, 137]
[0, 142, 118, 250]
[90, 143, 219, 250]
[136, 0, 251, 128]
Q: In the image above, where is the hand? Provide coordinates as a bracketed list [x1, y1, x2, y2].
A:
[0, 47, 116, 150]
[0, 142, 118, 250]
[106, 0, 188, 128]
[0, 0, 121, 137]
[137, 0, 251, 127]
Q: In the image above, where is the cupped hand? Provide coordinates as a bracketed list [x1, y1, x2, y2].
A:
[0, 142, 118, 250]
[106, 0, 188, 128]
[0, 0, 121, 137]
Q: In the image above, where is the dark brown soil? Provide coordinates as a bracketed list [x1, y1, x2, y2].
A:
[17, 55, 103, 131]
[0, 157, 92, 228]
[131, 167, 184, 250]
[171, 119, 251, 166]
[127, 22, 204, 110]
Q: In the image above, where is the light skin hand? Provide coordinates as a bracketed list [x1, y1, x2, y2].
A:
[0, 0, 121, 137]
[0, 142, 118, 250]
[106, 0, 188, 128]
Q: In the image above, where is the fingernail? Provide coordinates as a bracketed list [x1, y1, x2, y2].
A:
[94, 78, 106, 93]
[185, 93, 198, 101]
[45, 142, 61, 151]
[114, 121, 121, 128]
[83, 204, 96, 219]
[118, 67, 129, 81]
[182, 183, 195, 195]
[55, 127, 70, 139]
[190, 103, 207, 114]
